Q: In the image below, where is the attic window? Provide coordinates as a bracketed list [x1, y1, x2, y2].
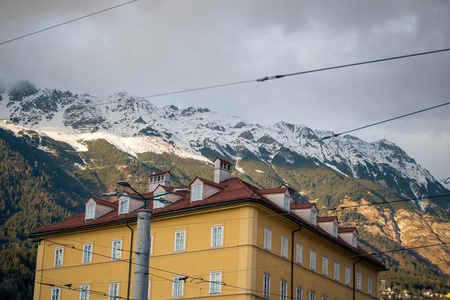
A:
[310, 210, 317, 225]
[352, 232, 358, 248]
[333, 223, 338, 238]
[192, 185, 203, 201]
[86, 203, 95, 220]
[119, 199, 129, 214]
[284, 195, 290, 211]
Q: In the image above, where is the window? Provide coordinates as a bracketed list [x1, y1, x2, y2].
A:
[368, 277, 373, 295]
[174, 230, 186, 252]
[264, 228, 272, 251]
[352, 233, 358, 248]
[51, 288, 60, 300]
[86, 203, 95, 220]
[334, 261, 340, 281]
[310, 210, 316, 225]
[54, 248, 63, 267]
[83, 244, 93, 263]
[296, 286, 302, 300]
[280, 280, 287, 300]
[209, 271, 222, 294]
[192, 185, 202, 201]
[310, 250, 316, 271]
[296, 243, 303, 265]
[345, 267, 350, 286]
[263, 274, 270, 297]
[109, 282, 119, 300]
[357, 272, 362, 290]
[172, 276, 184, 297]
[211, 225, 223, 247]
[333, 224, 338, 237]
[322, 256, 328, 276]
[119, 198, 128, 214]
[80, 284, 90, 300]
[322, 296, 328, 300]
[149, 234, 153, 256]
[310, 291, 315, 300]
[153, 196, 164, 209]
[284, 195, 290, 210]
[281, 236, 288, 258]
[112, 240, 122, 259]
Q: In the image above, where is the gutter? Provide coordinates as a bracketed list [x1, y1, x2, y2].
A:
[125, 221, 134, 300]
[291, 226, 302, 300]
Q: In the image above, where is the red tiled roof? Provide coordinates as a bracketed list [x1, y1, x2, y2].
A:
[260, 187, 288, 194]
[30, 177, 383, 270]
[213, 157, 233, 165]
[190, 177, 224, 189]
[291, 203, 316, 209]
[317, 216, 338, 223]
[85, 197, 118, 208]
[339, 227, 358, 233]
[149, 171, 171, 177]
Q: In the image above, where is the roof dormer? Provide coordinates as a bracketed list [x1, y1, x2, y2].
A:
[291, 202, 318, 226]
[85, 198, 116, 221]
[317, 216, 339, 238]
[261, 185, 295, 211]
[190, 177, 223, 202]
[151, 185, 187, 209]
[213, 157, 233, 183]
[149, 171, 171, 192]
[338, 227, 358, 248]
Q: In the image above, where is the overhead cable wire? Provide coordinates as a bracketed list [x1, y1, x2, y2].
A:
[137, 48, 450, 99]
[0, 0, 138, 46]
[328, 193, 450, 211]
[322, 101, 450, 139]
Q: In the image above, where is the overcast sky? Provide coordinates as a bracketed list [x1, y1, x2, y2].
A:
[1, 0, 449, 180]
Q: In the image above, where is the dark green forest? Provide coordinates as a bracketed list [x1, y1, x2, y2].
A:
[0, 128, 448, 299]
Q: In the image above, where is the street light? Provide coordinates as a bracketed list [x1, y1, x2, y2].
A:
[103, 181, 189, 300]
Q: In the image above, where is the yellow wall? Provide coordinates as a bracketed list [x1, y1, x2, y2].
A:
[34, 202, 382, 300]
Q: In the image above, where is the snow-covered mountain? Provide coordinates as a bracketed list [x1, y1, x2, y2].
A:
[1, 81, 448, 212]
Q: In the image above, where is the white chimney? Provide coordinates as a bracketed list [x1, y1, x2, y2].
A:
[148, 171, 171, 192]
[213, 158, 233, 183]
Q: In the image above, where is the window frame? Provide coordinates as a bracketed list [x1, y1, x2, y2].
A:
[296, 286, 302, 300]
[51, 288, 61, 300]
[264, 228, 272, 251]
[334, 261, 340, 281]
[322, 256, 328, 276]
[82, 243, 93, 264]
[345, 267, 351, 286]
[368, 276, 373, 295]
[119, 198, 129, 214]
[174, 230, 186, 252]
[108, 282, 119, 300]
[172, 275, 184, 297]
[211, 225, 223, 248]
[111, 239, 122, 260]
[310, 250, 316, 271]
[209, 271, 222, 294]
[263, 274, 271, 298]
[296, 243, 303, 265]
[280, 280, 288, 300]
[310, 291, 316, 300]
[80, 284, 90, 300]
[86, 203, 95, 220]
[54, 248, 63, 267]
[357, 272, 362, 290]
[284, 195, 290, 211]
[281, 236, 288, 258]
[192, 185, 202, 201]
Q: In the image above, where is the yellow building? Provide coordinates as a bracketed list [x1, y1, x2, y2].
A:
[31, 158, 386, 300]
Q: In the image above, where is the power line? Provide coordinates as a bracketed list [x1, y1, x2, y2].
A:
[73, 47, 450, 105]
[0, 0, 138, 46]
[322, 101, 450, 139]
[329, 193, 450, 211]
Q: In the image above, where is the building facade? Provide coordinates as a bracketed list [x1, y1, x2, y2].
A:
[31, 158, 385, 300]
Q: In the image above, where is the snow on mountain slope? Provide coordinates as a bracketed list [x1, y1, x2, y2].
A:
[1, 82, 448, 211]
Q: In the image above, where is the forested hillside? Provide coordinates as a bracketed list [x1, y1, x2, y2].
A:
[0, 127, 448, 299]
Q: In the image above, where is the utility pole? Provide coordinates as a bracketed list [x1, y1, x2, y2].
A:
[133, 209, 151, 300]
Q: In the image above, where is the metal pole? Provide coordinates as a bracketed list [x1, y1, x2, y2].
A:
[133, 209, 152, 300]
